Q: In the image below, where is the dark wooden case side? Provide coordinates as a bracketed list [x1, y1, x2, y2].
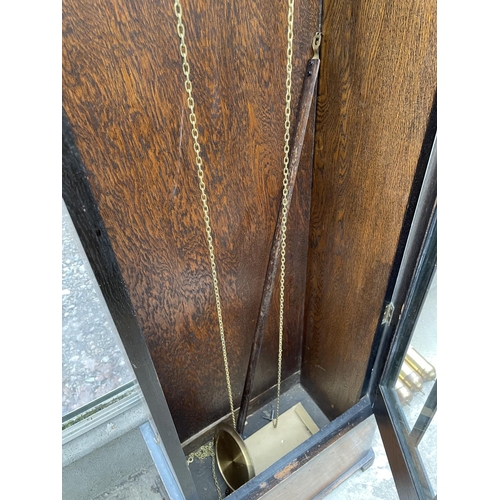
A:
[302, 0, 437, 419]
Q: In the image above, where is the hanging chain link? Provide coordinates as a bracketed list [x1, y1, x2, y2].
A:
[187, 442, 223, 500]
[173, 0, 294, 432]
[274, 0, 295, 428]
[173, 0, 237, 430]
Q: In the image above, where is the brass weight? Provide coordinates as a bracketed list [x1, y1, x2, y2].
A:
[395, 379, 413, 406]
[398, 360, 424, 392]
[405, 346, 436, 381]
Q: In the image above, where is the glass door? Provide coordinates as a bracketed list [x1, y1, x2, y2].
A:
[372, 136, 437, 500]
[378, 214, 436, 499]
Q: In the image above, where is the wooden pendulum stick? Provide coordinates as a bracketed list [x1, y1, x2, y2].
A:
[236, 33, 322, 435]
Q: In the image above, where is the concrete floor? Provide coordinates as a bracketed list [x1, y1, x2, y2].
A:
[62, 201, 135, 417]
[91, 468, 167, 500]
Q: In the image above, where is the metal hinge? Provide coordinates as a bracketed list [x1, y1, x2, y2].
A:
[382, 302, 395, 325]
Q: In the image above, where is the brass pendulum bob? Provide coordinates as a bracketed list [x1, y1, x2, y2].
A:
[215, 403, 320, 491]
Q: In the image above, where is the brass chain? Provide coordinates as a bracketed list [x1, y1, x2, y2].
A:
[187, 442, 223, 500]
[173, 0, 294, 433]
[173, 0, 237, 430]
[274, 0, 295, 428]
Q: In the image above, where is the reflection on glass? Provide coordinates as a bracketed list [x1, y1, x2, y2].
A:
[391, 268, 437, 496]
[394, 270, 436, 430]
[62, 201, 135, 417]
[417, 412, 437, 494]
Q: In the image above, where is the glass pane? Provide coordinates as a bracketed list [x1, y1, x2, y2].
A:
[62, 200, 135, 417]
[405, 281, 437, 496]
[395, 270, 437, 430]
[386, 263, 437, 498]
[417, 408, 437, 494]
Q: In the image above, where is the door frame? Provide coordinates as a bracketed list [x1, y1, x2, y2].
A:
[368, 134, 437, 500]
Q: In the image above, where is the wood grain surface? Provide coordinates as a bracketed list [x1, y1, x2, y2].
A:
[62, 0, 320, 441]
[302, 0, 436, 418]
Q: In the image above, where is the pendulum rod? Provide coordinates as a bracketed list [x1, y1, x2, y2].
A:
[236, 33, 322, 435]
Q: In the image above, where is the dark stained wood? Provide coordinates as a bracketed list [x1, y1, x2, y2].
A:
[236, 57, 320, 434]
[62, 0, 320, 442]
[302, 0, 436, 418]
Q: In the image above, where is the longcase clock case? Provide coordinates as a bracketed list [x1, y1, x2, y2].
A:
[62, 0, 436, 497]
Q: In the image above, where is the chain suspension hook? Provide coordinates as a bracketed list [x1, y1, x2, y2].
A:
[312, 32, 322, 59]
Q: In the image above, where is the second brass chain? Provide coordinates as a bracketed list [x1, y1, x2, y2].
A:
[274, 0, 294, 428]
[173, 0, 237, 430]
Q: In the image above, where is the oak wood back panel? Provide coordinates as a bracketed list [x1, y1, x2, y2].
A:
[62, 0, 320, 441]
[302, 0, 436, 418]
